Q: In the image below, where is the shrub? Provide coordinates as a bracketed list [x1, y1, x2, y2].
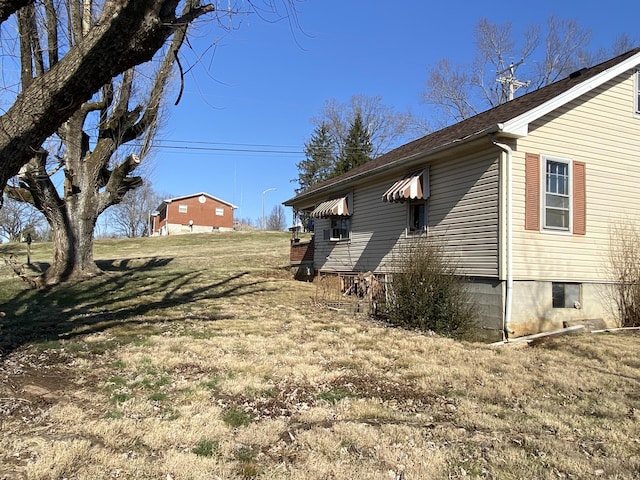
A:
[192, 439, 219, 457]
[608, 222, 640, 327]
[379, 238, 476, 339]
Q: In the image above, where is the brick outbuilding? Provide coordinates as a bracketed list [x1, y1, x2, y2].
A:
[152, 192, 237, 235]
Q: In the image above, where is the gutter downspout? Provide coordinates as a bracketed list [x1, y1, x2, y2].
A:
[490, 134, 513, 341]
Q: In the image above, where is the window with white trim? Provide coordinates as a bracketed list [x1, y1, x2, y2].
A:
[407, 202, 427, 235]
[544, 157, 571, 231]
[178, 204, 188, 213]
[215, 207, 224, 216]
[326, 217, 350, 241]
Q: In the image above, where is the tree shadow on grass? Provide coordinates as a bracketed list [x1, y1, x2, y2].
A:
[0, 256, 276, 359]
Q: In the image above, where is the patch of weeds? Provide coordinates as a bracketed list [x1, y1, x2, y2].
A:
[110, 392, 132, 404]
[149, 392, 168, 402]
[244, 386, 277, 399]
[84, 341, 114, 355]
[33, 339, 63, 352]
[141, 375, 170, 390]
[192, 439, 219, 457]
[435, 386, 467, 398]
[202, 376, 222, 391]
[222, 407, 252, 428]
[261, 388, 277, 398]
[185, 329, 222, 340]
[103, 410, 123, 419]
[104, 376, 128, 394]
[238, 462, 260, 480]
[236, 446, 260, 479]
[317, 387, 350, 404]
[236, 445, 257, 462]
[163, 408, 180, 421]
[111, 360, 127, 369]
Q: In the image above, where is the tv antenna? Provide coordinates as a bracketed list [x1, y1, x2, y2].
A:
[496, 59, 530, 102]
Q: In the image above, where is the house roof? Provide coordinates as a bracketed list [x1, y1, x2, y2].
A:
[156, 192, 238, 211]
[285, 47, 640, 206]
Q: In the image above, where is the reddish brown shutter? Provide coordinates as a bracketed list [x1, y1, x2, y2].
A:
[573, 161, 586, 235]
[525, 153, 540, 231]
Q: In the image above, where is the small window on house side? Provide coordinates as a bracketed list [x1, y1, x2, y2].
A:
[544, 158, 570, 231]
[178, 204, 188, 213]
[330, 217, 350, 241]
[552, 282, 581, 308]
[215, 207, 224, 216]
[408, 202, 427, 235]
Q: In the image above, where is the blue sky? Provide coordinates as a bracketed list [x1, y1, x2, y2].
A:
[149, 0, 638, 227]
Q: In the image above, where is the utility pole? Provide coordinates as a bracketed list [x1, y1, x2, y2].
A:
[496, 60, 530, 102]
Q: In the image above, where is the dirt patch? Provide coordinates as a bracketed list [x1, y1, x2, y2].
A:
[0, 348, 76, 420]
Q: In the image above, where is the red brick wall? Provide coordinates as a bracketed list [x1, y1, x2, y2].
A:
[167, 195, 234, 229]
[290, 238, 314, 264]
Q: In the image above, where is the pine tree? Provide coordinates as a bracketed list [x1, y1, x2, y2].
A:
[294, 123, 337, 194]
[334, 112, 373, 175]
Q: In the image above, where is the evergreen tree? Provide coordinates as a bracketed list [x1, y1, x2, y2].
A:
[294, 123, 337, 194]
[334, 112, 373, 176]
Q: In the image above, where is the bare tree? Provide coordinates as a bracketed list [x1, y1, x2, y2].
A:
[0, 1, 299, 196]
[0, 0, 299, 284]
[0, 194, 44, 242]
[422, 16, 595, 125]
[107, 183, 162, 238]
[266, 204, 286, 231]
[0, 1, 215, 194]
[235, 217, 256, 231]
[314, 95, 420, 159]
[608, 220, 640, 327]
[5, 0, 201, 283]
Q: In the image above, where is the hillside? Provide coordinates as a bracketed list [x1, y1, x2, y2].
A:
[0, 232, 638, 479]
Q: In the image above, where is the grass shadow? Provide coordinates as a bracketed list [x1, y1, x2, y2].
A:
[0, 256, 276, 359]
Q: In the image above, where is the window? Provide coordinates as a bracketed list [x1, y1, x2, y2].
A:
[329, 217, 350, 241]
[408, 202, 427, 234]
[552, 283, 581, 308]
[178, 204, 188, 213]
[544, 158, 570, 230]
[525, 153, 586, 234]
[215, 207, 224, 216]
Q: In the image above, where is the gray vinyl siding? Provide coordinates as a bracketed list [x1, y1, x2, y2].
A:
[428, 152, 500, 277]
[315, 150, 500, 278]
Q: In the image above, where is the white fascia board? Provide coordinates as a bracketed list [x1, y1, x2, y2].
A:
[502, 52, 640, 137]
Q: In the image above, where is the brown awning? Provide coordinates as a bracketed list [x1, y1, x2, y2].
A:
[382, 170, 428, 203]
[310, 196, 350, 218]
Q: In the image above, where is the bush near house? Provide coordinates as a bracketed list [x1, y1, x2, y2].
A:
[609, 222, 640, 327]
[378, 238, 477, 339]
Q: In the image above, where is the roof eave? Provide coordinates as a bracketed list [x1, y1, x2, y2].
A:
[503, 51, 640, 135]
[285, 123, 505, 207]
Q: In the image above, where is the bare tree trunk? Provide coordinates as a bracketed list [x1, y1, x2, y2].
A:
[6, 0, 199, 284]
[0, 1, 214, 192]
[46, 204, 101, 283]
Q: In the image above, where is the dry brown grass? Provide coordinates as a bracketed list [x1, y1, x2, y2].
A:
[0, 232, 639, 479]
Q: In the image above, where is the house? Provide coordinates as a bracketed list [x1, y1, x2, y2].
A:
[152, 192, 237, 235]
[284, 48, 640, 341]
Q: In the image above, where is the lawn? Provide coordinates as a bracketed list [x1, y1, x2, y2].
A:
[0, 232, 638, 479]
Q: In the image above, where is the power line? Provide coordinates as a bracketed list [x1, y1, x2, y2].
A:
[142, 139, 304, 155]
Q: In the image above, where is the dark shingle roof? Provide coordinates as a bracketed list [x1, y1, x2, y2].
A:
[287, 47, 640, 204]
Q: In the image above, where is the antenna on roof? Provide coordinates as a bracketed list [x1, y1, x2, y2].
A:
[496, 59, 531, 102]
